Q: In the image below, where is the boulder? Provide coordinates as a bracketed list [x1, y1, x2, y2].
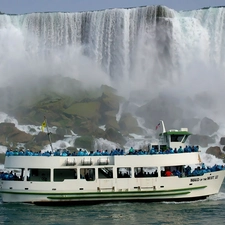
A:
[0, 123, 33, 147]
[199, 117, 219, 136]
[77, 119, 99, 135]
[64, 101, 101, 120]
[98, 87, 125, 125]
[206, 146, 225, 161]
[32, 132, 64, 146]
[220, 137, 225, 145]
[104, 127, 126, 146]
[104, 115, 120, 130]
[119, 113, 144, 135]
[188, 134, 215, 148]
[75, 136, 94, 150]
[136, 95, 183, 129]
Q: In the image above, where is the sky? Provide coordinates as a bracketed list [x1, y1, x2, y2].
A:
[0, 0, 225, 14]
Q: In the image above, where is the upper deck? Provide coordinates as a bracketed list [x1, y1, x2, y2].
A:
[4, 152, 201, 169]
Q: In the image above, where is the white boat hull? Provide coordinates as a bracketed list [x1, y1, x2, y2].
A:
[1, 170, 224, 204]
[2, 121, 224, 205]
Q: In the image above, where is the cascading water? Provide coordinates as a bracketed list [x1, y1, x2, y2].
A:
[0, 6, 225, 105]
[0, 5, 225, 158]
[0, 6, 177, 91]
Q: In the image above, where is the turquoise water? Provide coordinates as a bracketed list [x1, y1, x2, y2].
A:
[1, 182, 225, 225]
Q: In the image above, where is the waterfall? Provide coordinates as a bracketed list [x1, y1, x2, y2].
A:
[0, 5, 225, 120]
[0, 6, 175, 88]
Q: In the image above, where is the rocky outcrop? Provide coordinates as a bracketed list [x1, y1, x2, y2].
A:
[103, 127, 126, 146]
[99, 87, 125, 126]
[206, 146, 225, 162]
[0, 76, 222, 152]
[75, 136, 94, 150]
[188, 134, 215, 147]
[220, 137, 225, 145]
[119, 113, 144, 135]
[136, 95, 184, 130]
[199, 117, 219, 135]
[0, 123, 33, 147]
[64, 101, 101, 120]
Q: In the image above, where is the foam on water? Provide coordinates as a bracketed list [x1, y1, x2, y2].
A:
[200, 152, 224, 167]
[208, 192, 225, 201]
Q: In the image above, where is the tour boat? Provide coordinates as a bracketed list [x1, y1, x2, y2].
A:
[0, 121, 225, 205]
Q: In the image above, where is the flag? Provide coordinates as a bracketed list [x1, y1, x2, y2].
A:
[41, 120, 46, 132]
[155, 123, 160, 130]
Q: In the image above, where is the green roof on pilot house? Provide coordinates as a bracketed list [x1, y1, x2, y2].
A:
[160, 131, 192, 136]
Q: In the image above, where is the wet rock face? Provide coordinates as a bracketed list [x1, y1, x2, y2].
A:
[0, 123, 33, 146]
[119, 113, 144, 135]
[135, 96, 184, 130]
[0, 75, 222, 152]
[206, 146, 225, 162]
[199, 117, 219, 136]
[220, 137, 225, 145]
[188, 134, 215, 148]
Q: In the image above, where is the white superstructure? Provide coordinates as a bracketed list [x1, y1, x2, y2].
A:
[1, 121, 225, 205]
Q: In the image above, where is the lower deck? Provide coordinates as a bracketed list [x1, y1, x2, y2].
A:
[1, 154, 225, 203]
[1, 169, 225, 204]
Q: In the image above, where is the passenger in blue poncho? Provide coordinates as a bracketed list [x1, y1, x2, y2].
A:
[178, 146, 184, 153]
[150, 147, 155, 155]
[185, 165, 191, 176]
[129, 147, 134, 154]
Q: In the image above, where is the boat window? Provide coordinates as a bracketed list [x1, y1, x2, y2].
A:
[159, 145, 167, 151]
[80, 168, 95, 181]
[182, 135, 189, 143]
[28, 168, 50, 182]
[171, 135, 184, 142]
[98, 167, 113, 179]
[54, 169, 77, 181]
[1, 168, 24, 181]
[165, 135, 168, 143]
[160, 166, 184, 177]
[117, 167, 131, 178]
[134, 167, 158, 178]
[151, 145, 159, 151]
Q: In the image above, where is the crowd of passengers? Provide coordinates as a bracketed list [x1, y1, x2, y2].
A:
[149, 145, 199, 154]
[0, 171, 21, 181]
[5, 145, 199, 157]
[1, 163, 225, 181]
[133, 163, 225, 178]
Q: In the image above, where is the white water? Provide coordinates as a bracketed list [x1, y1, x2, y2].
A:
[0, 6, 225, 167]
[0, 112, 224, 168]
[0, 7, 225, 108]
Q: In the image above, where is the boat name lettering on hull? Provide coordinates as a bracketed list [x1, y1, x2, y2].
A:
[190, 175, 218, 182]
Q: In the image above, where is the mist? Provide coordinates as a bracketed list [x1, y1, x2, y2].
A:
[0, 6, 225, 131]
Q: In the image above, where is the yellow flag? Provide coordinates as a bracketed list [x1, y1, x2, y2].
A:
[41, 120, 46, 132]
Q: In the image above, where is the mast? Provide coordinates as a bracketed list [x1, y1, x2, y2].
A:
[43, 116, 54, 153]
[160, 120, 166, 133]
